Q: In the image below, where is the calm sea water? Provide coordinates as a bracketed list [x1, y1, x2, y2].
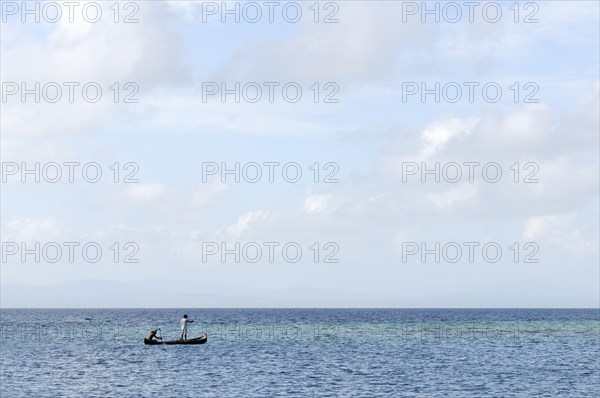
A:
[1, 309, 598, 397]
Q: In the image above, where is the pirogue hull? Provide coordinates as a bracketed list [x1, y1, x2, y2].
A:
[144, 334, 208, 345]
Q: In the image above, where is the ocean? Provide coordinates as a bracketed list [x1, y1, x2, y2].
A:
[1, 309, 598, 397]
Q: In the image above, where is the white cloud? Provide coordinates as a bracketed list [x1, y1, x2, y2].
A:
[1, 2, 187, 139]
[211, 2, 433, 83]
[191, 181, 228, 208]
[476, 104, 550, 149]
[304, 194, 332, 214]
[125, 183, 166, 203]
[427, 185, 479, 209]
[531, 156, 599, 200]
[523, 215, 562, 240]
[524, 214, 599, 253]
[385, 115, 480, 178]
[421, 116, 480, 157]
[222, 210, 269, 238]
[1, 217, 66, 242]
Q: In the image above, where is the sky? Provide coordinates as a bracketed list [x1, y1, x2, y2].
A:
[0, 0, 598, 308]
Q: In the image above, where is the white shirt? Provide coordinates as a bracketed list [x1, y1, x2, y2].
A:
[180, 318, 190, 331]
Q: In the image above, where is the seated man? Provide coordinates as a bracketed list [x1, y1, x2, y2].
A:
[146, 328, 162, 341]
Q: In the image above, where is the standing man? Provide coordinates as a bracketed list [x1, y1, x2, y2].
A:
[180, 314, 194, 340]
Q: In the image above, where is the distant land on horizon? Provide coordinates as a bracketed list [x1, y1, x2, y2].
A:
[1, 279, 596, 309]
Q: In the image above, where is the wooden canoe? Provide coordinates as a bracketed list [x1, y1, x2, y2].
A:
[144, 334, 208, 345]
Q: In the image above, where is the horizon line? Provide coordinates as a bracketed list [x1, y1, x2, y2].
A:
[1, 307, 599, 310]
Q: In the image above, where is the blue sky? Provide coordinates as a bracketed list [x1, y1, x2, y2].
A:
[1, 1, 598, 307]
